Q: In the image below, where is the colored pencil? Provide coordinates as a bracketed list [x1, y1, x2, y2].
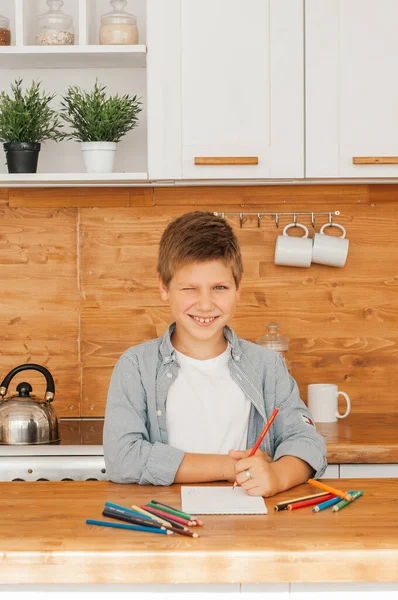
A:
[274, 492, 331, 512]
[102, 508, 167, 530]
[105, 502, 156, 522]
[312, 491, 355, 513]
[287, 493, 335, 511]
[307, 479, 354, 501]
[103, 507, 198, 538]
[86, 519, 174, 535]
[135, 505, 189, 531]
[232, 407, 279, 489]
[141, 504, 197, 527]
[332, 490, 364, 512]
[150, 500, 204, 526]
[131, 504, 180, 528]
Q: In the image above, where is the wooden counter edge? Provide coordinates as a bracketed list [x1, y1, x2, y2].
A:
[0, 549, 396, 584]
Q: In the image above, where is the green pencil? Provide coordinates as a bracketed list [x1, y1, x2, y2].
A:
[332, 490, 364, 512]
[149, 500, 194, 521]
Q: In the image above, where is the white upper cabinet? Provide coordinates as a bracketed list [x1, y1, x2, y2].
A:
[147, 0, 304, 180]
[306, 0, 398, 178]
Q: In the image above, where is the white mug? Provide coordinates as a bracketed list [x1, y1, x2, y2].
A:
[275, 223, 313, 268]
[307, 383, 351, 423]
[312, 223, 349, 268]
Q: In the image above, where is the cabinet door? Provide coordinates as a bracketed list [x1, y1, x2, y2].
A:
[306, 0, 398, 178]
[147, 0, 304, 180]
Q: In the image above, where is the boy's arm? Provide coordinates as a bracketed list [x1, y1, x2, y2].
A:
[271, 456, 315, 491]
[272, 355, 328, 479]
[173, 453, 236, 483]
[103, 354, 185, 486]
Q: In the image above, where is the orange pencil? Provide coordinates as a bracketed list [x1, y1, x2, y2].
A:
[232, 408, 279, 490]
[307, 479, 353, 502]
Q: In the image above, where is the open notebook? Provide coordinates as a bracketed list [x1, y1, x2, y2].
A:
[181, 486, 267, 515]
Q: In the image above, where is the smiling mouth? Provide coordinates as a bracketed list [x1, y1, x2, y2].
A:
[188, 315, 219, 324]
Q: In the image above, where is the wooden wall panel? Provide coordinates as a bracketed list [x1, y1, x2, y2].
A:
[1, 184, 398, 418]
[0, 204, 80, 416]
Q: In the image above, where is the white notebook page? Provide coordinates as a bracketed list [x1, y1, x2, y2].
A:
[181, 486, 267, 515]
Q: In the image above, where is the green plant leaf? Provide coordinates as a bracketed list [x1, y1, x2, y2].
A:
[0, 79, 65, 143]
[59, 79, 142, 142]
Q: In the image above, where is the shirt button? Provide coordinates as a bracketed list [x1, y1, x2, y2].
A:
[167, 372, 173, 378]
[157, 409, 162, 417]
[235, 355, 241, 361]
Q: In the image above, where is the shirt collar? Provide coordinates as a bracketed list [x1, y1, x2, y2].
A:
[159, 322, 242, 364]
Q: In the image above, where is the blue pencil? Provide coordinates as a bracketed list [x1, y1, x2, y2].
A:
[104, 502, 156, 522]
[312, 490, 355, 512]
[86, 519, 173, 535]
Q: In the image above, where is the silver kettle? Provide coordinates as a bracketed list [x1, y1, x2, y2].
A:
[0, 364, 60, 444]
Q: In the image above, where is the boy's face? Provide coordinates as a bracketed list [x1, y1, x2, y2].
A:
[158, 259, 241, 343]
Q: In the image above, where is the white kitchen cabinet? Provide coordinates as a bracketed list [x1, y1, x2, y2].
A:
[322, 465, 339, 479]
[306, 0, 398, 178]
[147, 0, 304, 181]
[340, 464, 398, 478]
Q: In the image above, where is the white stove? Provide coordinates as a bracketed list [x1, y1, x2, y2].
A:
[0, 419, 107, 482]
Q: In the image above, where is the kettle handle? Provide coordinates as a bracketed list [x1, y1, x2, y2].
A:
[0, 364, 55, 403]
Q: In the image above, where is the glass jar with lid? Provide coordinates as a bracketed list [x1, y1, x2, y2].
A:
[100, 0, 139, 45]
[0, 13, 11, 46]
[36, 0, 75, 46]
[256, 322, 291, 371]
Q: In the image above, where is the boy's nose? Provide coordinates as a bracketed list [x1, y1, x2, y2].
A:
[195, 292, 215, 310]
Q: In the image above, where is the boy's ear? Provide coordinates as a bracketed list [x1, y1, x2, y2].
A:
[157, 273, 169, 302]
[236, 278, 242, 300]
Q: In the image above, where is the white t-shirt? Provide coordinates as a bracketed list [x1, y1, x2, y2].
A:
[166, 343, 251, 454]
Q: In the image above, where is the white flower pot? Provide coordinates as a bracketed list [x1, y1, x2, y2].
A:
[80, 142, 117, 173]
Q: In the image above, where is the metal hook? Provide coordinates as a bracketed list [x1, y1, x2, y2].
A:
[293, 213, 297, 226]
[275, 213, 279, 228]
[239, 213, 243, 228]
[311, 212, 315, 228]
[329, 212, 333, 225]
[257, 213, 261, 228]
[222, 212, 225, 219]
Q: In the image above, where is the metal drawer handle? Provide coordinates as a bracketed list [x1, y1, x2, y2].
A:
[353, 156, 398, 164]
[194, 156, 259, 165]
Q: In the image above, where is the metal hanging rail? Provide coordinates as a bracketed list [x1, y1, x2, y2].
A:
[213, 211, 341, 228]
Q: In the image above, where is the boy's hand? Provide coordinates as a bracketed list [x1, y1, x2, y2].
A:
[228, 448, 281, 497]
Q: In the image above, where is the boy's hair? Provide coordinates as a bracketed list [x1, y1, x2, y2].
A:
[157, 211, 243, 288]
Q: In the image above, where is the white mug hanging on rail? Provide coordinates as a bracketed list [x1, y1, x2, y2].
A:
[274, 222, 313, 267]
[312, 222, 349, 268]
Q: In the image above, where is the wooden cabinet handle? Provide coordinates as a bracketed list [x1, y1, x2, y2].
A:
[194, 157, 259, 165]
[353, 156, 398, 164]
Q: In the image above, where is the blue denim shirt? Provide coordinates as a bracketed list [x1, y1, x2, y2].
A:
[103, 323, 327, 485]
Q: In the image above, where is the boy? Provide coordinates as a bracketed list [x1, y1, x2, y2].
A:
[103, 211, 327, 496]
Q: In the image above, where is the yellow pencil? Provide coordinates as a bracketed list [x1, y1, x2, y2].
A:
[307, 479, 353, 502]
[131, 505, 171, 527]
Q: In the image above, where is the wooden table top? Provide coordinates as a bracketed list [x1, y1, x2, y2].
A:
[318, 413, 398, 463]
[1, 479, 397, 585]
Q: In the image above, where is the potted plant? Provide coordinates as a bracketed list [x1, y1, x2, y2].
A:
[0, 79, 64, 173]
[59, 80, 142, 173]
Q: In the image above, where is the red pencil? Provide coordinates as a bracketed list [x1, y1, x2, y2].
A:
[232, 407, 279, 489]
[141, 505, 196, 526]
[287, 494, 336, 511]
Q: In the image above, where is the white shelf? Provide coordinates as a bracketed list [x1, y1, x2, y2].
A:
[0, 172, 148, 187]
[0, 45, 147, 68]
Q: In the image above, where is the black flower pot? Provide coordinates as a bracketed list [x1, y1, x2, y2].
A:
[3, 142, 41, 173]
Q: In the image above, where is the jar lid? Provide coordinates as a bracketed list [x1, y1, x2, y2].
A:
[256, 322, 290, 352]
[101, 0, 137, 26]
[38, 0, 73, 29]
[0, 13, 10, 28]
